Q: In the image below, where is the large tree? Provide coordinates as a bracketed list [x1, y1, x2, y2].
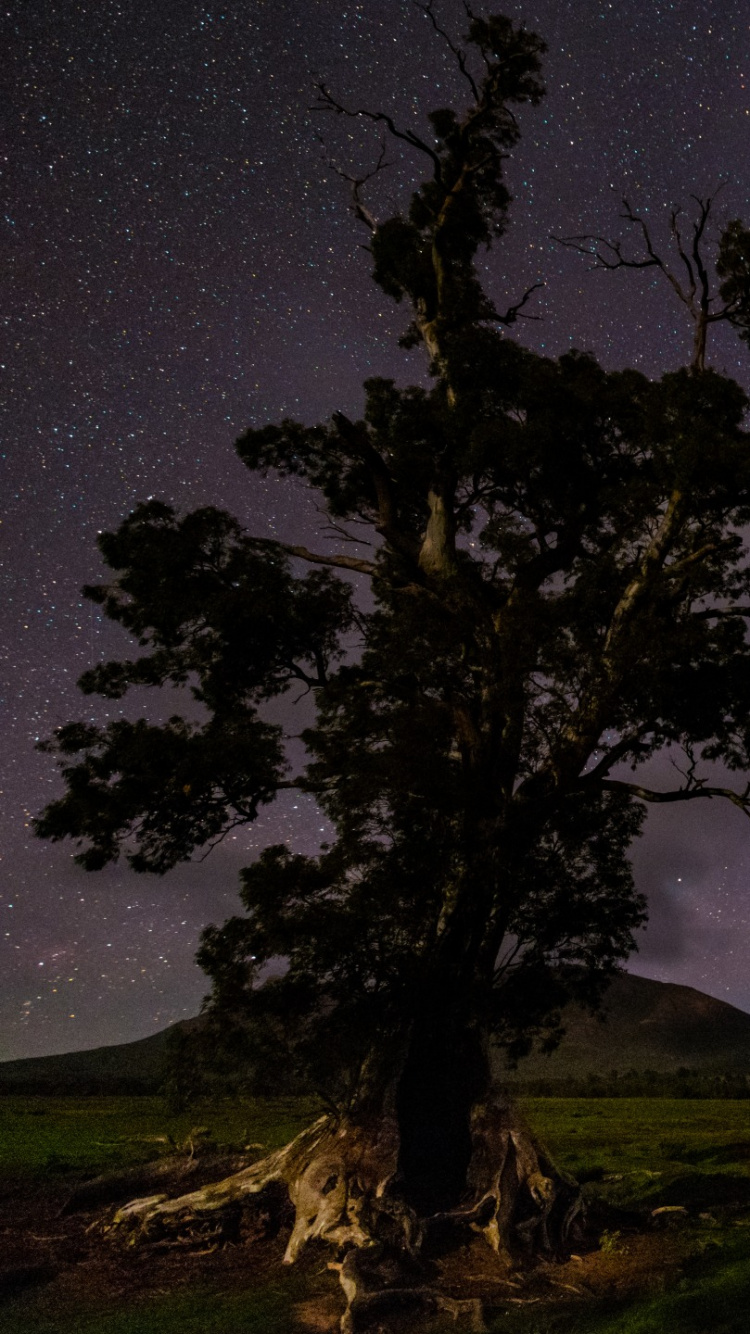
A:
[37, 4, 750, 1324]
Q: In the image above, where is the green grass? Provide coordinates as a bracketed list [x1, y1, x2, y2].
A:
[0, 1094, 322, 1176]
[588, 1236, 750, 1334]
[5, 1093, 745, 1190]
[475, 1098, 750, 1334]
[521, 1098, 750, 1213]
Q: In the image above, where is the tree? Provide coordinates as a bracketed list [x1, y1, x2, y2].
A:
[554, 192, 750, 373]
[36, 4, 750, 1323]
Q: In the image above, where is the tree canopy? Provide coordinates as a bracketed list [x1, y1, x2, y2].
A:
[37, 5, 750, 1113]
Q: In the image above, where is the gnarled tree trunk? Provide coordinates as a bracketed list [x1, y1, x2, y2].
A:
[109, 1038, 582, 1331]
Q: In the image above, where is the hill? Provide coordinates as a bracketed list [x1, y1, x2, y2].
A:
[501, 972, 750, 1094]
[0, 1019, 200, 1095]
[2, 974, 750, 1095]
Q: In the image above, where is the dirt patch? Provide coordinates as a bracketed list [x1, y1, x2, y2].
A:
[294, 1295, 348, 1331]
[0, 1161, 307, 1325]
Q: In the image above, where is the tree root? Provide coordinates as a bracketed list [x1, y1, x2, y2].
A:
[59, 1151, 249, 1217]
[106, 1088, 583, 1331]
[107, 1116, 332, 1252]
[332, 1248, 489, 1333]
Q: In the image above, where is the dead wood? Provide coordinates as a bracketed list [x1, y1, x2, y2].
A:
[59, 1151, 251, 1216]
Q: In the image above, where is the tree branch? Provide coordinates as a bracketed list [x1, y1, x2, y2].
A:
[277, 543, 377, 576]
[413, 0, 480, 101]
[191, 781, 305, 861]
[551, 230, 659, 273]
[602, 489, 685, 664]
[664, 538, 736, 576]
[497, 281, 545, 325]
[554, 194, 735, 372]
[317, 136, 392, 233]
[547, 490, 686, 782]
[332, 413, 421, 562]
[693, 604, 750, 619]
[668, 206, 697, 302]
[582, 733, 652, 781]
[313, 85, 442, 176]
[598, 777, 750, 816]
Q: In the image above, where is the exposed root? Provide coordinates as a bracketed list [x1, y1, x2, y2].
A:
[107, 1086, 583, 1332]
[333, 1248, 488, 1333]
[107, 1115, 331, 1246]
[423, 1087, 582, 1260]
[107, 1110, 414, 1263]
[59, 1150, 249, 1217]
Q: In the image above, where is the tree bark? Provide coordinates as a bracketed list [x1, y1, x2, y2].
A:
[108, 1056, 582, 1331]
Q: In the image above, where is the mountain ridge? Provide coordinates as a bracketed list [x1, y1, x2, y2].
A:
[2, 973, 750, 1094]
[506, 972, 750, 1081]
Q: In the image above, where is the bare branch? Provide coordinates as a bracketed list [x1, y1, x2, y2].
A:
[554, 193, 737, 372]
[581, 733, 652, 782]
[497, 280, 545, 325]
[663, 538, 737, 576]
[555, 201, 689, 311]
[277, 543, 377, 576]
[413, 0, 480, 100]
[493, 936, 525, 980]
[551, 231, 659, 273]
[693, 604, 750, 619]
[284, 652, 329, 689]
[317, 135, 393, 233]
[668, 207, 696, 300]
[313, 85, 442, 176]
[690, 198, 711, 295]
[194, 819, 250, 861]
[317, 510, 376, 547]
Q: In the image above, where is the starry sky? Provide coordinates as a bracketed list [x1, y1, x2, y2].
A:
[4, 0, 750, 1061]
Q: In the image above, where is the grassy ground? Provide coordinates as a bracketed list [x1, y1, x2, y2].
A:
[527, 1097, 750, 1213]
[489, 1099, 750, 1333]
[1, 1274, 316, 1334]
[0, 1096, 749, 1332]
[0, 1094, 321, 1176]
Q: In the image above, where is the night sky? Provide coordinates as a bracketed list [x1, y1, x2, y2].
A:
[4, 0, 750, 1061]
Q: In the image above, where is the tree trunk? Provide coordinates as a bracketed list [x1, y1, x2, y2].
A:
[108, 1050, 582, 1331]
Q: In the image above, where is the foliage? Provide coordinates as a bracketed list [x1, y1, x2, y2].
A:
[35, 6, 750, 1106]
[717, 218, 750, 346]
[507, 1070, 750, 1099]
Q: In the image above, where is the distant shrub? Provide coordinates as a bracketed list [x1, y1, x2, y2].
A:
[503, 1071, 750, 1098]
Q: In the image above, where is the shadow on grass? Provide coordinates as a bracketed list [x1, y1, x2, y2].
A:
[666, 1141, 750, 1166]
[478, 1232, 750, 1334]
[0, 1253, 322, 1328]
[0, 1273, 317, 1334]
[652, 1173, 750, 1211]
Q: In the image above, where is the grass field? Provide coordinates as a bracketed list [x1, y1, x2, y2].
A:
[0, 1095, 749, 1332]
[527, 1097, 750, 1211]
[0, 1093, 320, 1176]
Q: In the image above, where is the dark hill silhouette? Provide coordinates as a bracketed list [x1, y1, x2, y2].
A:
[2, 974, 750, 1095]
[505, 973, 750, 1084]
[0, 1018, 202, 1095]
